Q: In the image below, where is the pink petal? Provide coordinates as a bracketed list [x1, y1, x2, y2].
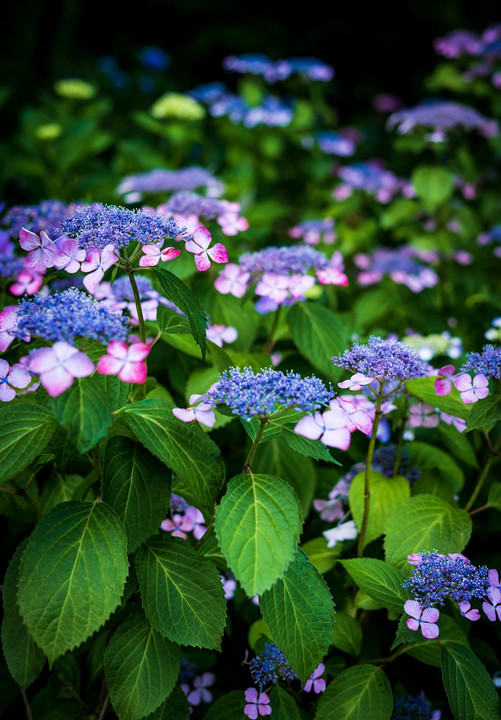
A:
[97, 355, 124, 376]
[434, 378, 452, 395]
[161, 247, 181, 261]
[29, 347, 60, 374]
[0, 384, 16, 402]
[172, 407, 196, 422]
[421, 607, 440, 623]
[207, 243, 228, 264]
[453, 373, 472, 392]
[83, 268, 105, 293]
[126, 342, 151, 362]
[106, 340, 129, 360]
[139, 254, 160, 267]
[244, 688, 258, 703]
[421, 622, 439, 640]
[404, 599, 422, 619]
[406, 618, 420, 632]
[192, 226, 212, 250]
[294, 414, 324, 440]
[7, 364, 31, 389]
[63, 352, 94, 378]
[40, 366, 75, 397]
[194, 252, 211, 272]
[321, 426, 351, 449]
[244, 706, 258, 720]
[119, 361, 147, 384]
[19, 228, 40, 251]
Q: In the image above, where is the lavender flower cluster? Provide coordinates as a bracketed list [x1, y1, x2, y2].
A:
[190, 83, 293, 128]
[387, 100, 499, 139]
[334, 161, 414, 203]
[222, 54, 334, 83]
[116, 166, 224, 202]
[433, 24, 501, 91]
[249, 642, 298, 688]
[461, 345, 501, 380]
[353, 247, 439, 293]
[288, 218, 336, 246]
[332, 336, 430, 382]
[1, 200, 78, 237]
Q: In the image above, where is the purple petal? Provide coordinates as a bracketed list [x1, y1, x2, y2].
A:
[7, 364, 31, 389]
[421, 607, 440, 623]
[404, 599, 422, 619]
[420, 622, 439, 639]
[0, 384, 16, 402]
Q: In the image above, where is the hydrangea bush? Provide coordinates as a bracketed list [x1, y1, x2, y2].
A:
[1, 22, 501, 720]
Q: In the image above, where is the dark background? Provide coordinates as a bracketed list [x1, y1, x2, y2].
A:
[2, 0, 500, 114]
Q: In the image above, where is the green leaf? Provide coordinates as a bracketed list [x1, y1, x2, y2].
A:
[340, 558, 408, 615]
[119, 399, 225, 514]
[260, 548, 336, 684]
[331, 612, 362, 656]
[315, 665, 393, 720]
[243, 408, 304, 443]
[104, 612, 181, 720]
[441, 642, 500, 720]
[488, 483, 501, 512]
[269, 685, 300, 720]
[48, 374, 116, 454]
[18, 500, 129, 665]
[466, 395, 501, 433]
[215, 472, 302, 596]
[202, 691, 245, 720]
[384, 495, 472, 569]
[301, 537, 340, 574]
[288, 303, 346, 380]
[201, 289, 258, 352]
[406, 377, 470, 420]
[1, 540, 45, 688]
[135, 535, 226, 649]
[407, 442, 464, 494]
[282, 426, 340, 464]
[40, 473, 87, 514]
[349, 471, 410, 548]
[411, 165, 455, 211]
[405, 615, 469, 667]
[153, 267, 208, 360]
[102, 437, 172, 552]
[144, 685, 190, 720]
[156, 305, 190, 334]
[436, 424, 478, 469]
[0, 403, 57, 482]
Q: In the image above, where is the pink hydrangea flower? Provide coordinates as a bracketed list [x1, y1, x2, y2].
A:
[440, 412, 467, 433]
[97, 340, 150, 383]
[434, 364, 457, 395]
[294, 408, 351, 450]
[161, 513, 189, 539]
[244, 688, 272, 718]
[287, 273, 316, 298]
[138, 243, 181, 267]
[404, 599, 440, 639]
[255, 273, 290, 305]
[181, 506, 207, 540]
[172, 394, 216, 428]
[19, 228, 57, 273]
[184, 226, 228, 271]
[304, 663, 326, 693]
[330, 397, 373, 435]
[214, 263, 250, 298]
[206, 324, 238, 347]
[453, 373, 489, 404]
[53, 237, 87, 273]
[81, 244, 118, 293]
[0, 306, 28, 351]
[483, 587, 501, 622]
[29, 341, 94, 397]
[218, 211, 249, 236]
[0, 359, 31, 401]
[408, 403, 439, 428]
[338, 373, 374, 391]
[187, 673, 215, 705]
[9, 271, 43, 296]
[459, 601, 480, 621]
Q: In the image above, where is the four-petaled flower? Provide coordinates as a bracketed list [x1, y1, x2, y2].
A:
[483, 587, 501, 622]
[244, 688, 272, 718]
[184, 226, 228, 271]
[172, 394, 216, 427]
[29, 341, 94, 397]
[186, 673, 215, 705]
[97, 340, 150, 383]
[214, 263, 250, 297]
[404, 599, 440, 639]
[81, 244, 118, 293]
[19, 228, 57, 273]
[9, 271, 43, 297]
[304, 662, 326, 693]
[459, 601, 480, 621]
[453, 373, 489, 404]
[139, 243, 181, 267]
[53, 236, 87, 273]
[338, 372, 374, 391]
[294, 406, 351, 449]
[0, 359, 31, 401]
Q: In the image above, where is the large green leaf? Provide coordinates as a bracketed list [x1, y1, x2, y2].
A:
[104, 612, 180, 720]
[288, 303, 346, 380]
[215, 472, 302, 596]
[269, 685, 300, 720]
[349, 471, 410, 548]
[0, 403, 57, 482]
[331, 612, 362, 657]
[48, 374, 116, 454]
[488, 483, 501, 512]
[260, 549, 335, 683]
[411, 165, 455, 211]
[119, 399, 225, 514]
[18, 500, 129, 665]
[384, 495, 472, 569]
[1, 540, 45, 688]
[340, 558, 409, 615]
[144, 685, 190, 720]
[135, 535, 226, 649]
[202, 691, 245, 719]
[102, 437, 172, 552]
[153, 267, 208, 360]
[466, 395, 501, 433]
[405, 615, 469, 667]
[441, 642, 500, 720]
[407, 442, 464, 494]
[315, 665, 393, 720]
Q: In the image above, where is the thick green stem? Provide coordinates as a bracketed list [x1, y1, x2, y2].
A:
[262, 306, 282, 354]
[244, 418, 268, 473]
[357, 382, 385, 556]
[464, 432, 501, 512]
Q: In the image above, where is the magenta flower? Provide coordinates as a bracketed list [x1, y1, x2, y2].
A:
[407, 553, 424, 567]
[214, 263, 250, 298]
[29, 341, 94, 397]
[81, 244, 118, 293]
[255, 273, 290, 304]
[97, 340, 150, 383]
[218, 211, 249, 236]
[0, 306, 27, 351]
[316, 266, 349, 285]
[138, 243, 181, 267]
[453, 373, 489, 404]
[161, 514, 188, 539]
[181, 506, 207, 540]
[19, 228, 57, 273]
[0, 359, 31, 401]
[331, 397, 373, 435]
[184, 226, 228, 271]
[483, 587, 501, 622]
[187, 673, 215, 705]
[459, 601, 480, 621]
[404, 599, 440, 639]
[244, 688, 272, 719]
[53, 237, 87, 273]
[294, 408, 351, 450]
[9, 271, 43, 296]
[489, 569, 501, 591]
[304, 662, 326, 693]
[172, 394, 216, 427]
[434, 364, 457, 395]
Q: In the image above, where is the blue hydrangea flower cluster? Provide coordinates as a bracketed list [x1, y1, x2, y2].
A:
[332, 336, 430, 381]
[207, 367, 334, 421]
[239, 245, 330, 276]
[403, 552, 490, 607]
[1, 200, 78, 237]
[222, 54, 334, 83]
[249, 643, 298, 688]
[190, 84, 293, 128]
[387, 100, 499, 138]
[116, 167, 223, 200]
[16, 288, 130, 345]
[55, 205, 185, 250]
[392, 692, 441, 720]
[461, 345, 501, 379]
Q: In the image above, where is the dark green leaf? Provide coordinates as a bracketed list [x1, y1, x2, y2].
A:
[156, 305, 190, 334]
[406, 377, 470, 420]
[269, 685, 300, 720]
[488, 483, 501, 512]
[315, 665, 393, 720]
[0, 403, 57, 482]
[441, 642, 500, 720]
[144, 685, 190, 720]
[340, 558, 409, 615]
[349, 471, 410, 549]
[331, 612, 362, 656]
[411, 165, 455, 211]
[288, 303, 346, 380]
[466, 395, 501, 433]
[202, 691, 245, 720]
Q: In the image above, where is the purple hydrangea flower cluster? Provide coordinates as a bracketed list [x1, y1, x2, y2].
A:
[461, 345, 501, 379]
[0, 232, 25, 280]
[392, 692, 441, 720]
[387, 100, 499, 139]
[434, 29, 484, 58]
[249, 642, 298, 688]
[354, 247, 439, 293]
[15, 288, 130, 345]
[403, 552, 490, 607]
[1, 200, 78, 237]
[239, 245, 330, 275]
[190, 83, 293, 128]
[207, 366, 334, 420]
[310, 131, 357, 157]
[288, 218, 336, 246]
[55, 205, 185, 250]
[335, 162, 414, 203]
[222, 54, 334, 82]
[332, 336, 430, 382]
[116, 166, 224, 201]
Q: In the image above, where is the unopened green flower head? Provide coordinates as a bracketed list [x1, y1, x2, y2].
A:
[150, 93, 205, 120]
[34, 123, 63, 141]
[54, 78, 97, 100]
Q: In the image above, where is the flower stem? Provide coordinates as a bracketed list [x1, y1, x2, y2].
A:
[127, 269, 147, 344]
[357, 382, 385, 556]
[262, 306, 282, 354]
[464, 432, 501, 512]
[244, 418, 268, 473]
